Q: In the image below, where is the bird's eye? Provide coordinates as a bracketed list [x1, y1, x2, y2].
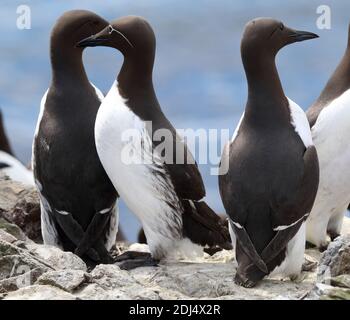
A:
[280, 24, 284, 31]
[108, 25, 114, 34]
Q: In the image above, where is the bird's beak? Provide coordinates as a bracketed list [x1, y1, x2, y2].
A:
[76, 27, 110, 48]
[288, 29, 319, 43]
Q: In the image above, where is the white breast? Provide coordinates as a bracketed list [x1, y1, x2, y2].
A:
[288, 97, 313, 148]
[95, 81, 183, 259]
[307, 89, 350, 242]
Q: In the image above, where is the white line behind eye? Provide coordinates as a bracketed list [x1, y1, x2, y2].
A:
[108, 25, 134, 48]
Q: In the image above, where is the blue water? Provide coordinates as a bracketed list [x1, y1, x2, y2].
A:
[1, 0, 349, 241]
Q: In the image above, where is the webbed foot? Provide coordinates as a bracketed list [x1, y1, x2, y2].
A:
[234, 272, 258, 288]
[114, 251, 159, 270]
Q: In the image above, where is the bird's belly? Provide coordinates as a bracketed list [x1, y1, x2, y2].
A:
[312, 92, 350, 215]
[95, 93, 183, 254]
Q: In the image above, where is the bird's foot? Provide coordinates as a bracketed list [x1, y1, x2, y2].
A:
[204, 246, 224, 256]
[327, 230, 340, 242]
[289, 273, 306, 283]
[98, 251, 114, 264]
[234, 272, 258, 288]
[305, 241, 316, 249]
[114, 251, 159, 270]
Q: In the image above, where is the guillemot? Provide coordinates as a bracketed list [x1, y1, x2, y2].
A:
[78, 16, 231, 265]
[32, 10, 119, 263]
[219, 18, 319, 287]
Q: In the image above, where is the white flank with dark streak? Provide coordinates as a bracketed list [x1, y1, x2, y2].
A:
[95, 81, 185, 260]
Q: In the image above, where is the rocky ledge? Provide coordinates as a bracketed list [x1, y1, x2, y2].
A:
[1, 176, 350, 300]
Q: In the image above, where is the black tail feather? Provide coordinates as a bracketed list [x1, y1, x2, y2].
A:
[182, 200, 232, 251]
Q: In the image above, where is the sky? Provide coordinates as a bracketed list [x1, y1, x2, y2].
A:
[0, 0, 349, 240]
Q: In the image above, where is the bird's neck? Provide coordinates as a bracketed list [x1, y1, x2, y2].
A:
[50, 46, 90, 87]
[243, 54, 290, 125]
[314, 45, 350, 107]
[117, 56, 156, 100]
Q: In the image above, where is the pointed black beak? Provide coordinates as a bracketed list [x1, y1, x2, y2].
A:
[76, 34, 108, 48]
[290, 30, 319, 42]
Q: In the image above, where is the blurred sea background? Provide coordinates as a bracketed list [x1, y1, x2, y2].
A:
[1, 0, 349, 241]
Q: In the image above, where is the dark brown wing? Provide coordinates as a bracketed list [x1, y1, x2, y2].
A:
[271, 145, 319, 230]
[151, 117, 206, 201]
[261, 145, 319, 264]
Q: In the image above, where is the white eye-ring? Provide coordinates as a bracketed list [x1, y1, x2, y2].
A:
[107, 24, 134, 48]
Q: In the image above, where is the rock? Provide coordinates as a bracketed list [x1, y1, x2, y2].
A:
[90, 264, 161, 300]
[0, 218, 27, 241]
[129, 256, 316, 300]
[0, 240, 50, 274]
[0, 229, 17, 244]
[26, 244, 87, 272]
[75, 283, 116, 300]
[0, 239, 21, 257]
[317, 235, 350, 282]
[0, 179, 41, 242]
[36, 270, 88, 292]
[329, 274, 350, 289]
[0, 244, 331, 300]
[3, 284, 77, 300]
[0, 268, 43, 294]
[307, 283, 350, 300]
[91, 264, 136, 288]
[0, 240, 51, 293]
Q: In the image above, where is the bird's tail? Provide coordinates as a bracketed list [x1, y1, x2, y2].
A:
[182, 200, 232, 254]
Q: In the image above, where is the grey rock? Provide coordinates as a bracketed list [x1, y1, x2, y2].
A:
[91, 264, 137, 289]
[0, 268, 43, 294]
[26, 244, 87, 271]
[0, 179, 41, 242]
[3, 284, 77, 300]
[0, 239, 21, 257]
[36, 270, 88, 292]
[0, 218, 27, 242]
[0, 229, 17, 244]
[329, 274, 350, 289]
[0, 254, 49, 281]
[307, 283, 350, 300]
[91, 264, 160, 300]
[317, 235, 350, 281]
[0, 240, 52, 293]
[75, 283, 116, 300]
